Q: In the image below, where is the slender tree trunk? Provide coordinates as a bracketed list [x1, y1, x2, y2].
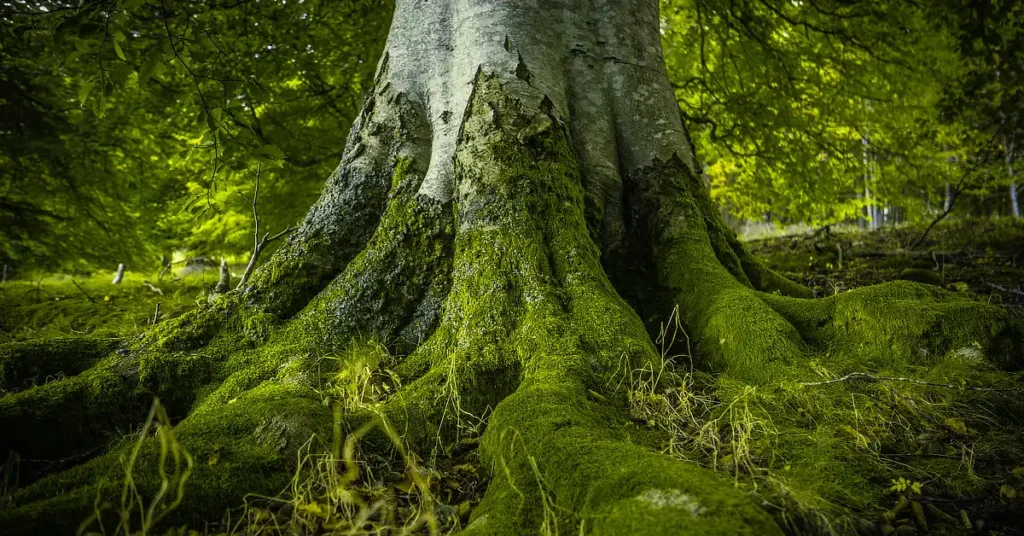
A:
[862, 134, 876, 230]
[1013, 183, 1020, 218]
[214, 258, 230, 294]
[1008, 138, 1019, 218]
[111, 262, 125, 285]
[1, 2, 1021, 535]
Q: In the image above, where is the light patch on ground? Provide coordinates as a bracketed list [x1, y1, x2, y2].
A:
[636, 489, 707, 517]
[950, 346, 984, 361]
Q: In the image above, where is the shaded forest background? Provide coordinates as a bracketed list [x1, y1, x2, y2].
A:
[1, 0, 1021, 277]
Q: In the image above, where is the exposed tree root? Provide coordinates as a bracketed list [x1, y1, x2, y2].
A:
[2, 71, 1023, 536]
[0, 338, 119, 393]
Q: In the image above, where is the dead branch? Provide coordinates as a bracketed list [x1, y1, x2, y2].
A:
[800, 371, 1020, 392]
[71, 280, 95, 303]
[236, 162, 296, 290]
[910, 178, 964, 250]
[986, 283, 1024, 296]
[142, 281, 164, 296]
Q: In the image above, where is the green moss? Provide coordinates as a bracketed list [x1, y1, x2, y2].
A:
[430, 74, 780, 534]
[390, 155, 412, 192]
[0, 273, 212, 344]
[467, 377, 781, 536]
[2, 381, 332, 536]
[896, 267, 944, 286]
[0, 337, 118, 392]
[619, 125, 1024, 533]
[0, 357, 147, 461]
[761, 280, 1023, 371]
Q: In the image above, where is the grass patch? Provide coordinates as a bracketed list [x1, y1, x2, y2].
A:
[0, 271, 217, 344]
[624, 306, 1024, 534]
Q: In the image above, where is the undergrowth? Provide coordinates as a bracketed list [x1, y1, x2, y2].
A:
[624, 306, 1024, 535]
[225, 343, 468, 536]
[79, 398, 194, 536]
[0, 270, 216, 344]
[55, 341, 484, 536]
[749, 217, 1024, 305]
[5, 219, 1024, 535]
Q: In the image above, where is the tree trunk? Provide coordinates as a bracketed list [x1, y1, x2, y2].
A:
[1009, 139, 1020, 218]
[1014, 182, 1021, 218]
[1, 1, 1021, 534]
[111, 262, 125, 285]
[214, 258, 230, 294]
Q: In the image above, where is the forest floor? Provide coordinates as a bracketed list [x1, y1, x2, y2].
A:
[749, 218, 1024, 311]
[2, 217, 1024, 535]
[4, 219, 1020, 352]
[0, 269, 221, 345]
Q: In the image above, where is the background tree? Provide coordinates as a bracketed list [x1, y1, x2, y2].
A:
[660, 0, 1024, 227]
[0, 0, 389, 273]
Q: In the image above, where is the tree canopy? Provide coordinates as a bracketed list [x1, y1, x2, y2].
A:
[1, 0, 389, 271]
[1, 0, 1020, 270]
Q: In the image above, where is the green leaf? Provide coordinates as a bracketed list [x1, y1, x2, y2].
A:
[255, 144, 286, 161]
[138, 55, 163, 87]
[109, 63, 134, 85]
[207, 107, 223, 130]
[223, 80, 242, 94]
[78, 80, 95, 107]
[113, 39, 127, 61]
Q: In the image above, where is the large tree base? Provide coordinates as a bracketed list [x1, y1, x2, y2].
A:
[2, 68, 1023, 536]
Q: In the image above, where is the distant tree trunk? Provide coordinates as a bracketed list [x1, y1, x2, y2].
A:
[862, 134, 876, 230]
[1013, 183, 1020, 219]
[2, 2, 1020, 535]
[1008, 138, 1020, 218]
[111, 263, 125, 285]
[856, 188, 865, 228]
[214, 258, 230, 294]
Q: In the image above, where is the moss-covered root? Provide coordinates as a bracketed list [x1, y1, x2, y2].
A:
[227, 68, 428, 320]
[763, 280, 1024, 371]
[0, 358, 148, 462]
[430, 74, 780, 534]
[633, 157, 1024, 383]
[0, 329, 229, 463]
[463, 375, 781, 536]
[0, 337, 119, 393]
[682, 168, 812, 300]
[0, 380, 331, 536]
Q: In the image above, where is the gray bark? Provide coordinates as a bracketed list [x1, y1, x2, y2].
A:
[111, 263, 124, 285]
[1013, 183, 1020, 219]
[381, 0, 694, 251]
[862, 135, 874, 230]
[214, 258, 230, 293]
[1008, 139, 1019, 218]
